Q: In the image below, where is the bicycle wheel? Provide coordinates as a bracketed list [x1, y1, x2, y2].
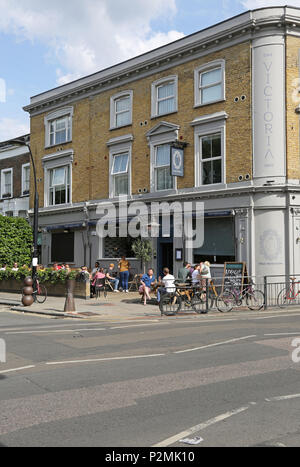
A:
[191, 292, 207, 314]
[160, 293, 182, 316]
[246, 289, 264, 311]
[277, 288, 291, 309]
[217, 292, 235, 313]
[35, 284, 47, 304]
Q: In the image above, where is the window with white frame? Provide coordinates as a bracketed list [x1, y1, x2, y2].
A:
[1, 169, 13, 198]
[44, 107, 73, 148]
[111, 152, 129, 197]
[154, 144, 174, 191]
[200, 133, 223, 185]
[195, 60, 225, 107]
[192, 111, 227, 188]
[151, 76, 178, 118]
[110, 91, 133, 129]
[22, 164, 30, 195]
[49, 116, 71, 146]
[48, 165, 71, 206]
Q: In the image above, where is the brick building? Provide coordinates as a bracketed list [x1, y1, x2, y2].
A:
[0, 136, 30, 218]
[23, 6, 300, 278]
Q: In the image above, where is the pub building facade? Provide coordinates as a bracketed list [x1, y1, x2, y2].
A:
[24, 6, 300, 279]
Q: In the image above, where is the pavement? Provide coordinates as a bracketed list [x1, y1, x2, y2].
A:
[0, 290, 163, 321]
[1, 289, 300, 322]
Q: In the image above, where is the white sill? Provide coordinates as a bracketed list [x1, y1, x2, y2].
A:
[151, 110, 178, 119]
[110, 123, 132, 131]
[194, 99, 225, 109]
[45, 140, 72, 150]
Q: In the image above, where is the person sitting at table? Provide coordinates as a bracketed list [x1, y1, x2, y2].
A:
[139, 268, 156, 306]
[156, 268, 176, 304]
[12, 262, 19, 272]
[92, 261, 100, 278]
[106, 263, 120, 293]
[178, 262, 192, 282]
[92, 268, 106, 294]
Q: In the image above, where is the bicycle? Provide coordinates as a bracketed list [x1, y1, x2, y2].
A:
[217, 281, 264, 312]
[277, 277, 300, 308]
[159, 281, 208, 316]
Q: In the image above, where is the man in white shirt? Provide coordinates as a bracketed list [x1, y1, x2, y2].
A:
[157, 268, 176, 303]
[192, 264, 201, 285]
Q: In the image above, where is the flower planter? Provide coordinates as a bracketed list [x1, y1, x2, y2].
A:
[0, 278, 90, 300]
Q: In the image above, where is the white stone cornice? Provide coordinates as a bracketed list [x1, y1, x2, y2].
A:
[190, 111, 229, 127]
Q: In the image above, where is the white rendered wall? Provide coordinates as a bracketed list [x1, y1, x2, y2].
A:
[252, 36, 286, 184]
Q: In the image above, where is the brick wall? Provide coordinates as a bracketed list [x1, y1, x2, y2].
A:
[0, 153, 30, 199]
[30, 41, 252, 207]
[286, 36, 300, 181]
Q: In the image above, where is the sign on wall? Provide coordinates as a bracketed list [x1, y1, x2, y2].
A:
[170, 146, 184, 177]
[252, 36, 286, 179]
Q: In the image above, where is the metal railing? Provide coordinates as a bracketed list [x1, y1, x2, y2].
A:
[175, 275, 300, 313]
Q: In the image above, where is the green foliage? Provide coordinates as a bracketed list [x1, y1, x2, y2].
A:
[0, 216, 33, 267]
[0, 267, 80, 284]
[132, 238, 153, 273]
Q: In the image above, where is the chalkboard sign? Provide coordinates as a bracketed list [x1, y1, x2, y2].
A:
[222, 262, 247, 293]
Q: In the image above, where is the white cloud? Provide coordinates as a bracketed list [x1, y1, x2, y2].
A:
[240, 0, 300, 9]
[0, 0, 185, 85]
[0, 118, 29, 141]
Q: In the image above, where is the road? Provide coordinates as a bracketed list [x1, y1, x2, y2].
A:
[0, 307, 300, 447]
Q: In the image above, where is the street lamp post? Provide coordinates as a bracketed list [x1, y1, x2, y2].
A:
[0, 135, 39, 282]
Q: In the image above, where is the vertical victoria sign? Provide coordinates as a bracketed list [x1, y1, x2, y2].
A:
[252, 35, 286, 182]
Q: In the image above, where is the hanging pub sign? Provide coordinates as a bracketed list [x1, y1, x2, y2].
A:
[170, 144, 185, 177]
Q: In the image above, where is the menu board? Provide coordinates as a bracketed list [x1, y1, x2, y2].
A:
[222, 262, 247, 293]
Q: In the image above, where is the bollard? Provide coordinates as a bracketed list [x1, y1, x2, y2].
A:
[22, 277, 34, 307]
[64, 278, 76, 313]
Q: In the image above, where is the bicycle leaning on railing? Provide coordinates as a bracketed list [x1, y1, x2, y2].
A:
[216, 280, 265, 313]
[277, 277, 300, 308]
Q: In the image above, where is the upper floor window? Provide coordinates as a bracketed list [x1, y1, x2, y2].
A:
[194, 60, 225, 107]
[1, 168, 13, 199]
[110, 91, 133, 129]
[154, 144, 174, 191]
[111, 152, 129, 197]
[151, 76, 178, 118]
[22, 163, 30, 195]
[107, 134, 133, 199]
[44, 107, 74, 148]
[200, 133, 223, 185]
[48, 165, 71, 206]
[50, 116, 71, 146]
[191, 111, 227, 188]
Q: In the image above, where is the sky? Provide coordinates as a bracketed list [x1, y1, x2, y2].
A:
[0, 0, 300, 141]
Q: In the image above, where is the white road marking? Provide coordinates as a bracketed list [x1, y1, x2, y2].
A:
[110, 323, 169, 330]
[174, 335, 257, 354]
[265, 393, 300, 402]
[264, 332, 300, 337]
[153, 406, 249, 447]
[0, 365, 35, 374]
[5, 328, 106, 335]
[45, 353, 165, 366]
[253, 313, 300, 320]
